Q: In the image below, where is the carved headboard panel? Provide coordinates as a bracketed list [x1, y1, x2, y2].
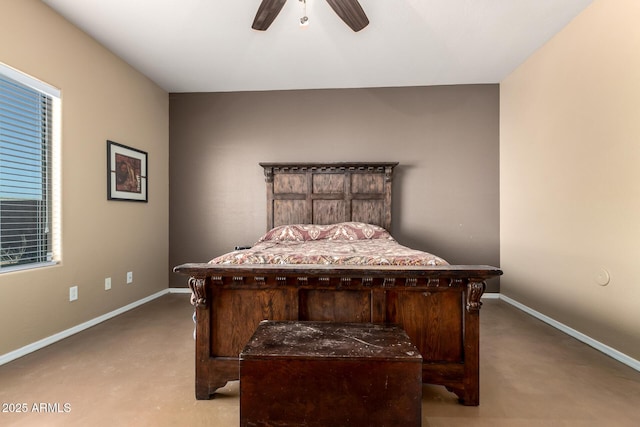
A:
[260, 162, 398, 231]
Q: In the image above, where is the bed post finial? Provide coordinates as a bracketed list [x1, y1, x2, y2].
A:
[385, 165, 394, 182]
[189, 277, 208, 309]
[466, 280, 486, 312]
[263, 167, 274, 183]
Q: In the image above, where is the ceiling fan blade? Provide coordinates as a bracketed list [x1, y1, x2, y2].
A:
[325, 0, 369, 32]
[252, 0, 288, 31]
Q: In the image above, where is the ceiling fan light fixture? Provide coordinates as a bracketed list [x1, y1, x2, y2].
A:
[252, 0, 369, 32]
[299, 0, 309, 28]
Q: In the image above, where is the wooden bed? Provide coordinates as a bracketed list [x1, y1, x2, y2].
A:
[173, 162, 502, 406]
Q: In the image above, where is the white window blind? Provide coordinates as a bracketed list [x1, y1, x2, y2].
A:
[0, 64, 60, 271]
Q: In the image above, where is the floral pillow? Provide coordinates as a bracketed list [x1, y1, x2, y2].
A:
[257, 222, 393, 243]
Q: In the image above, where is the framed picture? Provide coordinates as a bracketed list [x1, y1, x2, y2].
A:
[107, 140, 148, 202]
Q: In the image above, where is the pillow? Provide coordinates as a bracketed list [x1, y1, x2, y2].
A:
[256, 222, 393, 243]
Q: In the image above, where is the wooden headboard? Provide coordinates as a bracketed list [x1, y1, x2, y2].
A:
[260, 162, 398, 231]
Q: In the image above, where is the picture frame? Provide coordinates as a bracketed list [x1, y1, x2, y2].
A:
[107, 140, 148, 202]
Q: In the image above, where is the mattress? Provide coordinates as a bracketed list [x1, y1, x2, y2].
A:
[209, 222, 448, 267]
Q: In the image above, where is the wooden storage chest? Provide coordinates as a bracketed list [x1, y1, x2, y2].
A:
[240, 320, 423, 427]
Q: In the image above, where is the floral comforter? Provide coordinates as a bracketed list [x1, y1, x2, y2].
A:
[209, 222, 448, 266]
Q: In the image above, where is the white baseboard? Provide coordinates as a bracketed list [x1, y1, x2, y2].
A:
[482, 292, 501, 299]
[0, 289, 172, 366]
[168, 287, 192, 294]
[499, 294, 640, 373]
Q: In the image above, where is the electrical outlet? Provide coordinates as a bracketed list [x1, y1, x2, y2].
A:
[126, 271, 133, 284]
[105, 277, 112, 290]
[69, 285, 78, 301]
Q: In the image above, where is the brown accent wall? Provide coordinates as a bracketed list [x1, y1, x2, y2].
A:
[169, 85, 500, 290]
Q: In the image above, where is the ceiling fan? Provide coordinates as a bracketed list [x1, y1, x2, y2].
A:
[252, 0, 369, 32]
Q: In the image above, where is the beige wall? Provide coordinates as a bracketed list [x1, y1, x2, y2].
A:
[501, 0, 640, 360]
[169, 85, 500, 289]
[0, 0, 169, 355]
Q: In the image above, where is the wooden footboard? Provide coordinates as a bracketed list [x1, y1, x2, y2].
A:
[174, 263, 502, 406]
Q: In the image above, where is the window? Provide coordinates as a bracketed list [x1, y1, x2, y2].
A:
[0, 63, 60, 272]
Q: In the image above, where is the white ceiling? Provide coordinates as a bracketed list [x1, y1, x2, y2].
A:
[42, 0, 594, 93]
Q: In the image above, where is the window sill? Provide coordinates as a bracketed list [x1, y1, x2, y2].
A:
[0, 261, 60, 274]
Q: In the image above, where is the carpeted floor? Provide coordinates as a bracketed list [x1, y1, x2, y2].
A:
[0, 293, 639, 426]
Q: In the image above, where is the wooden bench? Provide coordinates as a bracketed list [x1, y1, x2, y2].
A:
[240, 320, 423, 427]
